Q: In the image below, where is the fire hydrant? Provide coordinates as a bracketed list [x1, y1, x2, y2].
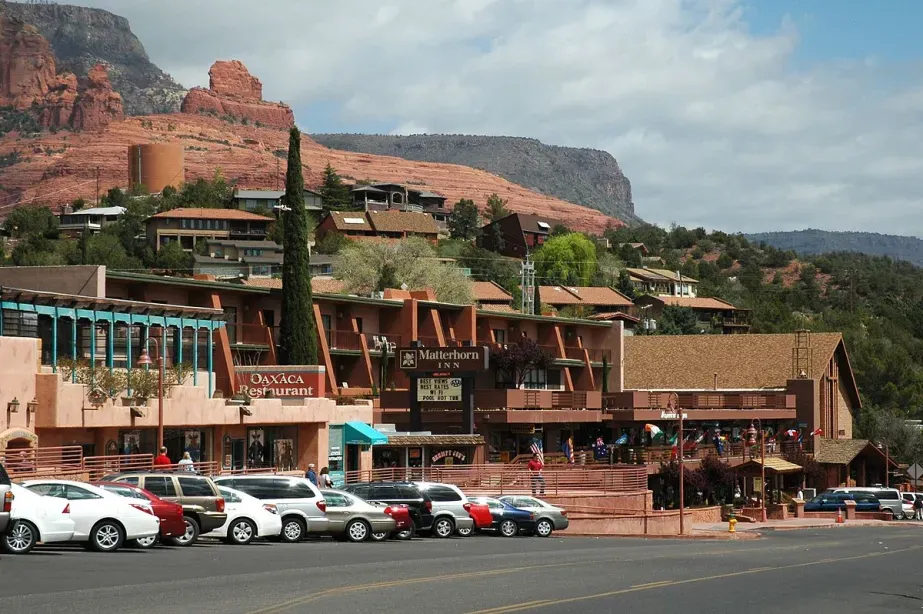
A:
[728, 511, 737, 533]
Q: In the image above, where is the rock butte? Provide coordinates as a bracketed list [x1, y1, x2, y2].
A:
[0, 56, 622, 232]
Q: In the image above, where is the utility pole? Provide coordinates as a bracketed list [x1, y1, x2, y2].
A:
[95, 166, 100, 206]
[521, 253, 535, 315]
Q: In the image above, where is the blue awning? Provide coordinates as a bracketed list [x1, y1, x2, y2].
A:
[343, 421, 388, 446]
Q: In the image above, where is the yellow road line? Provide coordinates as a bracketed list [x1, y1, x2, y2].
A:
[471, 600, 552, 614]
[467, 545, 923, 613]
[246, 541, 838, 614]
[630, 580, 673, 589]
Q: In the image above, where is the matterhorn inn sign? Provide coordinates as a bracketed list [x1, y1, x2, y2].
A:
[398, 347, 489, 372]
[234, 366, 325, 399]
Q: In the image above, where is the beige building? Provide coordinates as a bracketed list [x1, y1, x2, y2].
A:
[146, 208, 272, 252]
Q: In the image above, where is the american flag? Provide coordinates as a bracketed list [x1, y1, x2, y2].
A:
[530, 440, 544, 464]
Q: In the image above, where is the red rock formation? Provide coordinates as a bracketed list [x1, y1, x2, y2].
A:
[209, 60, 262, 100]
[38, 72, 78, 128]
[181, 60, 293, 130]
[0, 18, 57, 109]
[70, 64, 124, 131]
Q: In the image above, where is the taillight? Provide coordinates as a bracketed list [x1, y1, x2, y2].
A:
[560, 510, 567, 517]
[463, 503, 472, 512]
[424, 501, 432, 513]
[384, 506, 392, 516]
[2, 491, 12, 513]
[131, 503, 154, 515]
[529, 513, 534, 520]
[316, 500, 327, 513]
[263, 503, 278, 515]
[62, 504, 70, 514]
[175, 504, 184, 515]
[216, 497, 225, 513]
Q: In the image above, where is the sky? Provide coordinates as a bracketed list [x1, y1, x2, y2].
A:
[73, 0, 923, 236]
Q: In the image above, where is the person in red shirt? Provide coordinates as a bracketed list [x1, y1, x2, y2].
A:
[153, 447, 172, 467]
[527, 453, 545, 496]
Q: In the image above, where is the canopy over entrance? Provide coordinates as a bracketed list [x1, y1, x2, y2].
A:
[736, 457, 802, 475]
[343, 421, 388, 446]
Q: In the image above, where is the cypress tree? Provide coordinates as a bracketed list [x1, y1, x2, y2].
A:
[278, 127, 318, 365]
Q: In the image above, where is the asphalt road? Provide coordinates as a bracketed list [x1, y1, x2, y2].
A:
[1, 527, 922, 613]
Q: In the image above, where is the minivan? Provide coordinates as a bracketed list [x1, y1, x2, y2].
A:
[828, 487, 903, 518]
[342, 482, 434, 536]
[411, 481, 475, 538]
[212, 476, 328, 542]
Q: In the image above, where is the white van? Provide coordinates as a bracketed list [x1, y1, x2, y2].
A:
[213, 476, 328, 542]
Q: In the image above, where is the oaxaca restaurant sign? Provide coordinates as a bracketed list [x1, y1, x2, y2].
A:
[235, 366, 326, 399]
[398, 347, 489, 372]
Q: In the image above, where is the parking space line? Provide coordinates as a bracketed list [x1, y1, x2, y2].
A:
[630, 580, 673, 588]
[466, 545, 923, 613]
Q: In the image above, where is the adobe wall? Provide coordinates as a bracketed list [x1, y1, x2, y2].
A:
[0, 265, 105, 296]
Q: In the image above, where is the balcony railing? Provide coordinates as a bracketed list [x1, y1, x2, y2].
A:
[613, 439, 814, 465]
[603, 390, 795, 411]
[327, 329, 363, 351]
[379, 388, 602, 410]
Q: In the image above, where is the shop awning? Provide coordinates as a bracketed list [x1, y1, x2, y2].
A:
[344, 421, 389, 446]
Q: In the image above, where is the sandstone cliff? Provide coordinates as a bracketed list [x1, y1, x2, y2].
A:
[180, 61, 294, 130]
[312, 134, 641, 224]
[0, 1, 186, 115]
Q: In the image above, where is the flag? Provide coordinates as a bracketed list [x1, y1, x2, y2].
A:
[594, 437, 607, 460]
[695, 432, 705, 443]
[785, 429, 798, 437]
[530, 439, 544, 464]
[644, 424, 662, 437]
[811, 428, 823, 436]
[668, 432, 678, 446]
[615, 433, 629, 446]
[561, 437, 574, 463]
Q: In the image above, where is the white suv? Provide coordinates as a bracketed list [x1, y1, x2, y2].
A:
[412, 482, 475, 538]
[213, 476, 328, 542]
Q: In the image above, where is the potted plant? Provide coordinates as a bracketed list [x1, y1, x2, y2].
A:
[128, 368, 158, 406]
[57, 357, 84, 383]
[163, 361, 194, 397]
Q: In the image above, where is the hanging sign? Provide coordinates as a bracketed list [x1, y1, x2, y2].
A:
[399, 347, 489, 372]
[417, 378, 463, 402]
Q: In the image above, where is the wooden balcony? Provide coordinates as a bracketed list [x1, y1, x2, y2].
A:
[603, 390, 796, 421]
[379, 388, 602, 410]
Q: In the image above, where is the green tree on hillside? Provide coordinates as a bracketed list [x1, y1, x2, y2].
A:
[485, 193, 510, 222]
[448, 198, 481, 241]
[319, 163, 352, 211]
[534, 232, 597, 286]
[657, 306, 701, 335]
[279, 127, 318, 365]
[3, 205, 58, 239]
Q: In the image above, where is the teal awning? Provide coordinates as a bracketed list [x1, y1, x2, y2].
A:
[343, 421, 388, 446]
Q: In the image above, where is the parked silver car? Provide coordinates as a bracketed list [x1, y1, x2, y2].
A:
[411, 481, 475, 538]
[498, 495, 569, 537]
[320, 489, 397, 542]
[213, 476, 329, 542]
[0, 462, 11, 536]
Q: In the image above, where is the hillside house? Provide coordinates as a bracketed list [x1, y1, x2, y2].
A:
[316, 210, 440, 244]
[626, 267, 698, 297]
[232, 189, 324, 212]
[58, 206, 126, 237]
[632, 295, 751, 334]
[480, 213, 560, 258]
[538, 286, 635, 318]
[146, 208, 272, 251]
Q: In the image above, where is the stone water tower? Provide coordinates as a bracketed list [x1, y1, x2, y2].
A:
[128, 143, 184, 194]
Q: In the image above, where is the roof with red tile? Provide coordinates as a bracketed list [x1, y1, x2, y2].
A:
[538, 286, 633, 307]
[644, 296, 738, 310]
[241, 277, 347, 294]
[472, 281, 513, 303]
[367, 210, 440, 235]
[150, 208, 272, 221]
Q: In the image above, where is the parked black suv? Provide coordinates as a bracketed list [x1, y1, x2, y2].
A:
[0, 462, 11, 536]
[342, 482, 434, 536]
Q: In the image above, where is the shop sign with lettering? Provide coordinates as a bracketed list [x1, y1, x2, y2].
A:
[417, 378, 463, 402]
[235, 366, 325, 399]
[399, 347, 489, 372]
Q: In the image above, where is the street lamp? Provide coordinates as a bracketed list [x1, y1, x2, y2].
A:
[749, 418, 767, 522]
[137, 337, 165, 452]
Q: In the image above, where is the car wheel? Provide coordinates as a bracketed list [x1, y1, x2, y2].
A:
[227, 518, 256, 545]
[433, 517, 455, 538]
[2, 520, 38, 554]
[281, 516, 306, 543]
[895, 511, 906, 520]
[535, 519, 554, 537]
[168, 516, 200, 547]
[456, 525, 473, 537]
[345, 519, 371, 543]
[130, 534, 160, 549]
[90, 520, 125, 552]
[370, 531, 389, 542]
[395, 523, 416, 540]
[499, 519, 519, 537]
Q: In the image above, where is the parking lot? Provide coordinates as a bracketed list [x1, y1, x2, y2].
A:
[3, 527, 923, 614]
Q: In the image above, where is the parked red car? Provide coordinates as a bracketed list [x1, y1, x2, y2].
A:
[93, 481, 185, 547]
[464, 502, 493, 531]
[378, 503, 413, 540]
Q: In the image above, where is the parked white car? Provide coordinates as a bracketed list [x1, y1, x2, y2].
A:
[206, 486, 282, 545]
[1, 484, 76, 554]
[22, 480, 159, 552]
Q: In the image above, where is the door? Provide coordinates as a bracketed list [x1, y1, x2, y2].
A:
[346, 444, 360, 473]
[232, 439, 245, 470]
[321, 491, 351, 532]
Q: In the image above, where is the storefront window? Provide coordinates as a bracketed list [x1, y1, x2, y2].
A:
[374, 447, 405, 469]
[328, 425, 345, 487]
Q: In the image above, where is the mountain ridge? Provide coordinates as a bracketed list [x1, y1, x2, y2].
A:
[311, 133, 641, 224]
[746, 229, 923, 267]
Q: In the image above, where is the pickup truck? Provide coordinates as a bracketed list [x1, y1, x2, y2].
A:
[0, 461, 12, 535]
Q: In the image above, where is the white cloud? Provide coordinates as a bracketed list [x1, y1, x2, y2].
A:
[73, 0, 923, 235]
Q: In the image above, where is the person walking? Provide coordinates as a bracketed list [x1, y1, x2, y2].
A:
[914, 495, 923, 521]
[305, 463, 318, 486]
[178, 451, 195, 472]
[320, 466, 334, 488]
[528, 453, 545, 496]
[153, 447, 171, 467]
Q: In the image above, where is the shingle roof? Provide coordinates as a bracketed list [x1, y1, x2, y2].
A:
[473, 281, 513, 303]
[813, 439, 877, 465]
[538, 286, 633, 307]
[737, 458, 803, 473]
[511, 212, 560, 235]
[326, 211, 374, 232]
[150, 208, 271, 221]
[478, 304, 518, 313]
[234, 190, 285, 200]
[643, 296, 737, 310]
[367, 210, 440, 235]
[207, 240, 282, 250]
[241, 278, 347, 294]
[623, 332, 848, 391]
[587, 311, 640, 323]
[379, 434, 485, 446]
[63, 206, 126, 216]
[627, 268, 698, 284]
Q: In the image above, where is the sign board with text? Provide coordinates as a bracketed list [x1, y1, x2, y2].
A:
[660, 411, 688, 420]
[417, 377, 463, 403]
[399, 347, 489, 372]
[235, 366, 326, 399]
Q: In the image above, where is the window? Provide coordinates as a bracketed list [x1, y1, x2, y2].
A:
[66, 486, 102, 500]
[536, 221, 550, 230]
[182, 219, 189, 229]
[492, 329, 506, 344]
[102, 485, 146, 500]
[323, 492, 348, 508]
[218, 488, 242, 503]
[287, 482, 317, 499]
[143, 476, 177, 497]
[425, 486, 461, 502]
[486, 499, 504, 510]
[119, 476, 140, 486]
[178, 477, 216, 497]
[355, 318, 363, 334]
[523, 368, 547, 390]
[343, 484, 370, 500]
[25, 483, 66, 498]
[370, 485, 398, 500]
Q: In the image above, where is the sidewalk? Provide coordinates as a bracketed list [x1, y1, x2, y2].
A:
[693, 518, 923, 533]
